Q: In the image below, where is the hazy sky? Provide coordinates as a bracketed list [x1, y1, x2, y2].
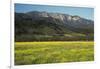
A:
[15, 3, 94, 20]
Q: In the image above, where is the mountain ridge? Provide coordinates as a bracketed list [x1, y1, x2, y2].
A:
[15, 11, 94, 41]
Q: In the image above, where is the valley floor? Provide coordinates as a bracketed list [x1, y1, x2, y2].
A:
[15, 41, 94, 65]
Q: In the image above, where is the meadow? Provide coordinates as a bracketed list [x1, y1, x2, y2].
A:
[15, 41, 94, 65]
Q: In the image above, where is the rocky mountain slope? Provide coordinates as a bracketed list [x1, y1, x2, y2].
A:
[15, 11, 94, 41]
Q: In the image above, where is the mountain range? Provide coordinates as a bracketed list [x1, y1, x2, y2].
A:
[15, 11, 94, 41]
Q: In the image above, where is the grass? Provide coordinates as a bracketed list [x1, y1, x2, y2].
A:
[15, 41, 94, 65]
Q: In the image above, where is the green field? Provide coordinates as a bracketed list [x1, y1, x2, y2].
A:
[15, 41, 94, 65]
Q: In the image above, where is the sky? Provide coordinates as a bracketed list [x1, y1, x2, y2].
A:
[15, 3, 94, 20]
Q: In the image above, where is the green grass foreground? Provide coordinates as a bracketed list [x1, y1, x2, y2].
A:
[15, 41, 94, 65]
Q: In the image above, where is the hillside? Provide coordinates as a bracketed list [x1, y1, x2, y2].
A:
[15, 11, 94, 41]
